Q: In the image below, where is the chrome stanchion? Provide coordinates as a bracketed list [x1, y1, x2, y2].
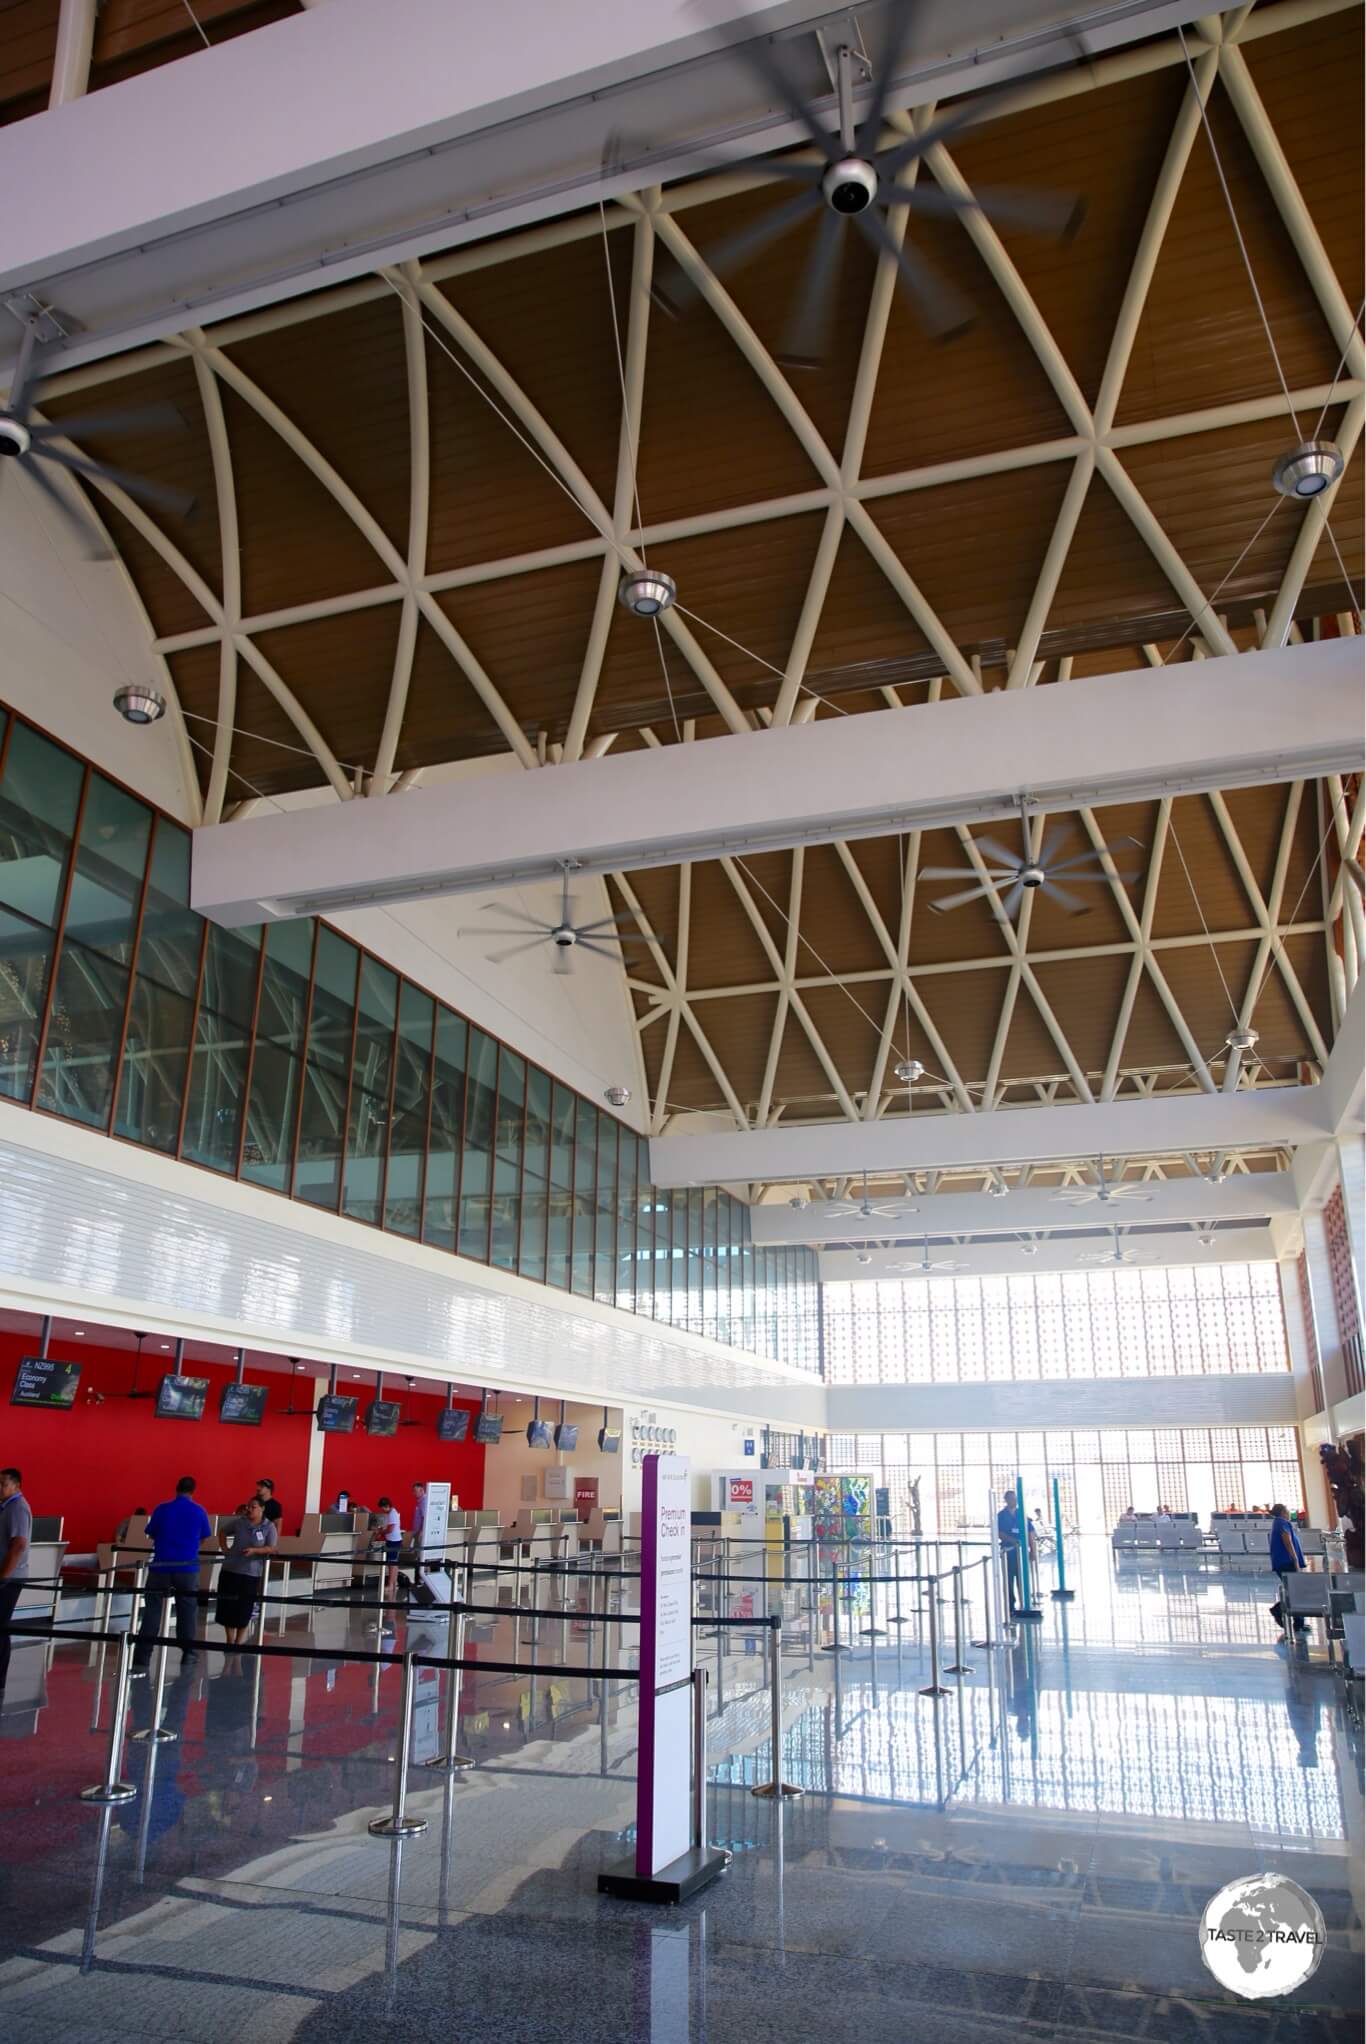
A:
[751, 1617, 803, 1799]
[129, 1636, 178, 1744]
[80, 1633, 138, 1804]
[859, 1548, 887, 1638]
[368, 1651, 429, 1838]
[888, 1547, 909, 1627]
[426, 1609, 475, 1771]
[944, 1567, 974, 1677]
[126, 1561, 150, 1680]
[971, 1553, 997, 1650]
[918, 1577, 950, 1699]
[821, 1561, 851, 1654]
[257, 1559, 272, 1641]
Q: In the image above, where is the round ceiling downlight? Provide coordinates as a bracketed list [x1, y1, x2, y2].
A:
[113, 685, 166, 725]
[603, 1085, 631, 1107]
[618, 569, 677, 617]
[1224, 1026, 1259, 1052]
[1271, 441, 1344, 499]
[893, 1059, 925, 1084]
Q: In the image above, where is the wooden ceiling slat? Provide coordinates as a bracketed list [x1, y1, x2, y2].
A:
[1241, 11, 1365, 320]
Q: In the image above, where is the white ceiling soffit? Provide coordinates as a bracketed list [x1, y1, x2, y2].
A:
[819, 1221, 1281, 1281]
[190, 639, 1362, 925]
[752, 1169, 1299, 1244]
[0, 0, 1203, 380]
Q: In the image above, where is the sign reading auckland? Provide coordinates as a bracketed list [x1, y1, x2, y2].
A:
[636, 1454, 692, 1878]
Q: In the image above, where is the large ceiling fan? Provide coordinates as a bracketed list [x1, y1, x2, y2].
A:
[922, 798, 1139, 919]
[0, 313, 194, 557]
[457, 869, 655, 976]
[887, 1238, 969, 1276]
[639, 3, 1084, 364]
[823, 1171, 917, 1222]
[1051, 1157, 1151, 1208]
[1077, 1227, 1141, 1268]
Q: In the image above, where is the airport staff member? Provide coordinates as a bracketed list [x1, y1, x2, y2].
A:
[134, 1476, 212, 1670]
[0, 1466, 32, 1693]
[997, 1489, 1023, 1619]
[1268, 1502, 1307, 1632]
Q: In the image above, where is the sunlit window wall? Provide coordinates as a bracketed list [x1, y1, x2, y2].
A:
[824, 1263, 1288, 1384]
[0, 705, 819, 1369]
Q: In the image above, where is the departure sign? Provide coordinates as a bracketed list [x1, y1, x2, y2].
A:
[12, 1357, 82, 1408]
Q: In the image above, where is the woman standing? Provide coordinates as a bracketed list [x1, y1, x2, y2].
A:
[216, 1497, 278, 1649]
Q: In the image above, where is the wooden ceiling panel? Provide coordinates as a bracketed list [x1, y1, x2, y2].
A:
[797, 983, 886, 1104]
[908, 826, 1017, 963]
[592, 513, 828, 732]
[685, 860, 777, 990]
[862, 208, 1074, 476]
[42, 355, 221, 628]
[770, 996, 846, 1109]
[610, 867, 678, 987]
[1239, 10, 1365, 329]
[685, 991, 782, 1108]
[1047, 465, 1185, 631]
[1029, 954, 1134, 1077]
[1117, 419, 1313, 613]
[421, 555, 603, 752]
[804, 523, 930, 688]
[223, 385, 388, 616]
[792, 842, 893, 978]
[913, 965, 1013, 1088]
[1117, 965, 1204, 1075]
[948, 64, 1189, 410]
[1114, 74, 1346, 427]
[1157, 940, 1262, 1064]
[861, 461, 1075, 658]
[244, 606, 402, 793]
[1151, 790, 1267, 939]
[997, 973, 1066, 1086]
[664, 1018, 729, 1113]
[162, 643, 220, 799]
[393, 613, 532, 772]
[226, 294, 412, 556]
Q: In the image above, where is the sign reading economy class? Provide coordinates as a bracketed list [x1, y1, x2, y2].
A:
[636, 1454, 692, 1878]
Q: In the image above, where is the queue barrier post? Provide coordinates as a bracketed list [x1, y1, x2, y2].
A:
[368, 1651, 429, 1839]
[918, 1576, 950, 1699]
[80, 1633, 138, 1804]
[751, 1616, 803, 1799]
[821, 1561, 851, 1655]
[1050, 1475, 1076, 1602]
[971, 1553, 996, 1650]
[426, 1607, 476, 1772]
[129, 1635, 178, 1745]
[944, 1566, 974, 1677]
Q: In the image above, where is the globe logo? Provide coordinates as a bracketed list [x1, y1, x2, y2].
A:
[1199, 1874, 1326, 2000]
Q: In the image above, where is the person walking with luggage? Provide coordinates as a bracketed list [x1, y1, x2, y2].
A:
[1268, 1502, 1307, 1633]
[215, 1496, 278, 1650]
[135, 1476, 211, 1670]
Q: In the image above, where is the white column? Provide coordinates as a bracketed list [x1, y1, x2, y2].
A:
[1335, 1133, 1365, 1322]
[303, 1378, 326, 1513]
[1300, 1207, 1347, 1411]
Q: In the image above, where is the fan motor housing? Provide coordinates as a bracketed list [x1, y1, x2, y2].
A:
[0, 416, 31, 458]
[822, 157, 878, 215]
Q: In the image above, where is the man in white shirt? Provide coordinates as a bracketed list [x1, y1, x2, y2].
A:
[375, 1496, 402, 1628]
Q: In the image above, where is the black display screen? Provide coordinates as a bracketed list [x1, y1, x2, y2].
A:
[316, 1393, 359, 1434]
[219, 1381, 267, 1427]
[554, 1423, 578, 1451]
[526, 1418, 551, 1448]
[365, 1399, 401, 1437]
[473, 1412, 503, 1445]
[12, 1357, 82, 1408]
[436, 1407, 470, 1442]
[598, 1427, 621, 1454]
[155, 1374, 209, 1421]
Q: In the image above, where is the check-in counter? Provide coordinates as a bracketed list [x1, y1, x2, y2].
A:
[274, 1510, 370, 1590]
[97, 1515, 222, 1595]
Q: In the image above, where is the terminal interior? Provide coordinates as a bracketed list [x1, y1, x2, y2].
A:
[0, 2, 1363, 2040]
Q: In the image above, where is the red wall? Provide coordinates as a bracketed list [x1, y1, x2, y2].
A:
[0, 1335, 315, 1551]
[0, 1337, 485, 1553]
[319, 1397, 485, 1523]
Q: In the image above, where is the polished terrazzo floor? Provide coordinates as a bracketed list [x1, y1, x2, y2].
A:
[0, 1538, 1360, 2042]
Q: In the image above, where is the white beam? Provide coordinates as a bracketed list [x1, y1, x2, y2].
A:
[819, 1222, 1282, 1283]
[191, 638, 1364, 924]
[649, 1084, 1332, 1184]
[753, 1168, 1298, 1244]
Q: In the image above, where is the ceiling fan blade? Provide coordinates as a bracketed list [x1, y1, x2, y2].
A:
[689, 187, 818, 298]
[1040, 871, 1133, 887]
[474, 902, 550, 928]
[551, 945, 575, 975]
[1000, 880, 1026, 919]
[928, 882, 993, 913]
[30, 401, 184, 440]
[878, 41, 1084, 179]
[969, 834, 1024, 869]
[574, 938, 632, 962]
[776, 208, 844, 368]
[456, 924, 551, 938]
[1041, 878, 1092, 915]
[918, 864, 1013, 881]
[36, 443, 195, 520]
[1036, 825, 1069, 868]
[485, 938, 547, 964]
[21, 456, 113, 560]
[855, 0, 920, 155]
[1049, 843, 1135, 871]
[720, 20, 840, 162]
[891, 179, 1084, 240]
[576, 912, 655, 933]
[851, 206, 975, 339]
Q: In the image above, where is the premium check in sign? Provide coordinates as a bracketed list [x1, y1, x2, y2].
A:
[636, 1454, 692, 1877]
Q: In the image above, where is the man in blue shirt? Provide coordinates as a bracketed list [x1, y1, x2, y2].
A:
[134, 1476, 212, 1670]
[1268, 1502, 1307, 1633]
[997, 1489, 1023, 1618]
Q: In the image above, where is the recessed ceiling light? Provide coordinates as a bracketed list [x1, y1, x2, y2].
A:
[112, 684, 166, 724]
[618, 568, 677, 618]
[1271, 440, 1344, 499]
